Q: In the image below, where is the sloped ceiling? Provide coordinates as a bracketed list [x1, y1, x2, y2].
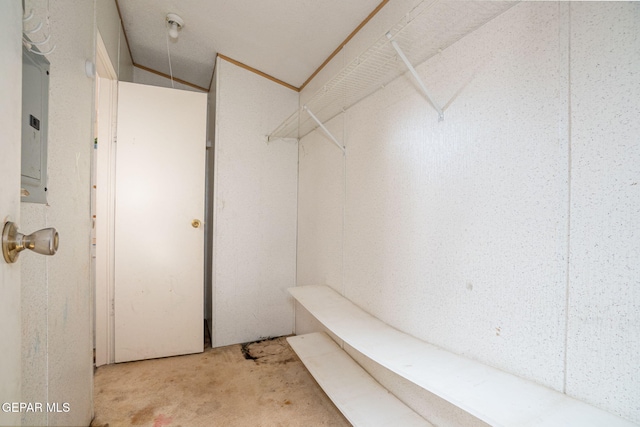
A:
[116, 0, 385, 91]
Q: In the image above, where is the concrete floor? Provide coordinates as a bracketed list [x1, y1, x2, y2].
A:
[91, 336, 350, 427]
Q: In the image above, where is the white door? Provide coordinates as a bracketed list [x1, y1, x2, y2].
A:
[0, 4, 23, 425]
[114, 82, 207, 363]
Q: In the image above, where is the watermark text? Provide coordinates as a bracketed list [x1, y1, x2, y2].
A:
[2, 402, 70, 413]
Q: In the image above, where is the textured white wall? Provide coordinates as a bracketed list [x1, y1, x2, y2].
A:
[118, 25, 133, 82]
[345, 0, 568, 389]
[297, 1, 639, 424]
[566, 2, 640, 419]
[297, 114, 345, 292]
[21, 1, 95, 425]
[96, 0, 133, 82]
[212, 58, 298, 347]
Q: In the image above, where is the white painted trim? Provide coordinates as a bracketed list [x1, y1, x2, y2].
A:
[94, 31, 117, 366]
[96, 31, 117, 80]
[210, 57, 220, 346]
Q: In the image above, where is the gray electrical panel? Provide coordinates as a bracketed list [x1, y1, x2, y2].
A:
[21, 45, 50, 204]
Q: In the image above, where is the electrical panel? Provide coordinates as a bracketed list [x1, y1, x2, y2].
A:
[21, 45, 50, 204]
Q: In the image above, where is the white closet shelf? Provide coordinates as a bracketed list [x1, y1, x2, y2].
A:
[268, 0, 516, 142]
[288, 332, 431, 426]
[289, 285, 636, 427]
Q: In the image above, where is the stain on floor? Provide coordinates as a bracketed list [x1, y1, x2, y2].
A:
[241, 338, 296, 365]
[91, 336, 350, 427]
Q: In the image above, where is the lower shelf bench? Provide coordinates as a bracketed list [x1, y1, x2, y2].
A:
[289, 285, 635, 427]
[287, 332, 431, 426]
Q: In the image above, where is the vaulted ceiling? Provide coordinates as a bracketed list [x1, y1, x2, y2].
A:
[116, 0, 386, 91]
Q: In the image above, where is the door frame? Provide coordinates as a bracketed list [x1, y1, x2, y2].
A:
[94, 31, 118, 366]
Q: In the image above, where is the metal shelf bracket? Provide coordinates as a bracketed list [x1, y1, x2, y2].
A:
[386, 32, 444, 121]
[303, 106, 345, 153]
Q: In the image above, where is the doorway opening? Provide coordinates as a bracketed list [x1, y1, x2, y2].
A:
[92, 32, 210, 366]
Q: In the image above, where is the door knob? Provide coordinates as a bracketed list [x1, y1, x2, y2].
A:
[2, 221, 59, 264]
[191, 219, 201, 228]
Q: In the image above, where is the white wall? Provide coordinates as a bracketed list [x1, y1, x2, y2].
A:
[0, 3, 23, 426]
[566, 2, 640, 419]
[118, 25, 133, 82]
[212, 57, 298, 347]
[297, 115, 345, 292]
[20, 0, 97, 425]
[296, 1, 640, 424]
[96, 0, 133, 82]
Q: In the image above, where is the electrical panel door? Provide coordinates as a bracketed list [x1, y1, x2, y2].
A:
[21, 45, 50, 204]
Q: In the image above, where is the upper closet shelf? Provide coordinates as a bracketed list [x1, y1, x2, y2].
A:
[268, 0, 515, 142]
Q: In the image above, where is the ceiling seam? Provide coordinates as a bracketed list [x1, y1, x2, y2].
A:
[133, 63, 209, 92]
[298, 0, 390, 91]
[217, 54, 300, 92]
[214, 0, 390, 95]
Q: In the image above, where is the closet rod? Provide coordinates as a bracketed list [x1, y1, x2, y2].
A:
[386, 32, 444, 121]
[304, 106, 345, 153]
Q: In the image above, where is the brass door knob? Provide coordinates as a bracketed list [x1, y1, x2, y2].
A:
[191, 219, 201, 228]
[2, 221, 59, 264]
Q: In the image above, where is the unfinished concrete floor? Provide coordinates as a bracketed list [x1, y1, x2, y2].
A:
[91, 336, 350, 427]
